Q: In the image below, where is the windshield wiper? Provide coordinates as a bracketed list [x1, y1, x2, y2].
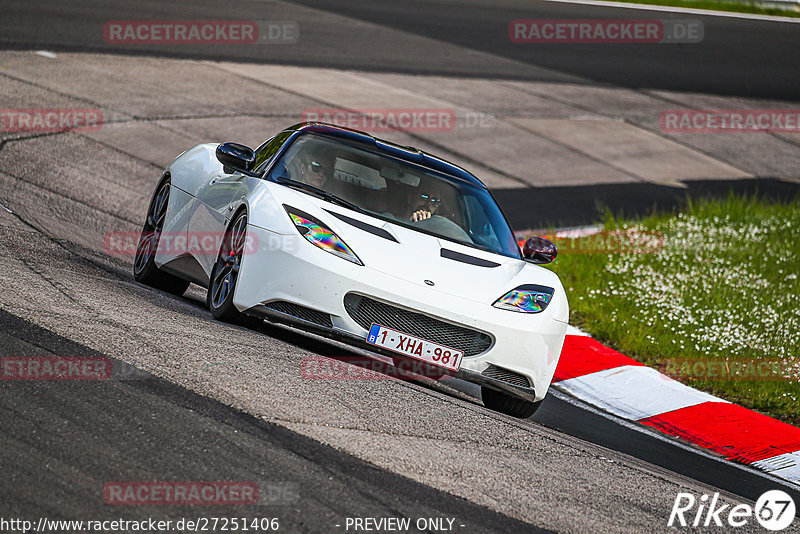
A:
[274, 176, 367, 214]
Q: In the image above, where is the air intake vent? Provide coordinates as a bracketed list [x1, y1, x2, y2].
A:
[440, 248, 500, 268]
[264, 301, 333, 328]
[482, 365, 530, 388]
[343, 293, 492, 357]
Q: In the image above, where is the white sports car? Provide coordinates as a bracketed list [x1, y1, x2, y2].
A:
[134, 122, 568, 417]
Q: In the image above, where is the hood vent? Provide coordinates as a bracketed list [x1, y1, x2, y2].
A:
[440, 248, 500, 268]
[324, 209, 398, 242]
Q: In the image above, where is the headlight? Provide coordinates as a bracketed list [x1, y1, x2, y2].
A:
[285, 207, 362, 265]
[493, 285, 554, 313]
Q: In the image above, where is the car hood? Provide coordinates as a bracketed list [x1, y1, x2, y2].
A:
[267, 185, 565, 310]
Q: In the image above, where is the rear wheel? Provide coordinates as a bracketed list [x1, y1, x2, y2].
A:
[481, 386, 541, 418]
[133, 178, 190, 295]
[207, 211, 248, 323]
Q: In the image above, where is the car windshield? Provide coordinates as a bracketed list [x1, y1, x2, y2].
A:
[268, 134, 520, 258]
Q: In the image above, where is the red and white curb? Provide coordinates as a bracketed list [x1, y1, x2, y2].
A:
[553, 328, 800, 487]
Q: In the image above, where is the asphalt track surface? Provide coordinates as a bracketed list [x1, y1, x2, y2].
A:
[1, 1, 799, 533]
[0, 0, 798, 100]
[0, 310, 541, 533]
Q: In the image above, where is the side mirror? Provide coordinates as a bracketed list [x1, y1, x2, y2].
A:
[523, 236, 558, 264]
[216, 142, 255, 174]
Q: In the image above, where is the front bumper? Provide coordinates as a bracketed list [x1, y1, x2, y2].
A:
[235, 225, 568, 403]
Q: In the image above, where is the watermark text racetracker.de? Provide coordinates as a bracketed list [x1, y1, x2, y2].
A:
[669, 489, 796, 531]
[301, 355, 453, 381]
[104, 480, 298, 506]
[509, 19, 703, 43]
[300, 108, 495, 133]
[516, 229, 665, 255]
[104, 481, 258, 505]
[105, 231, 272, 258]
[104, 20, 299, 45]
[662, 357, 796, 382]
[0, 108, 102, 133]
[1, 356, 111, 380]
[661, 109, 800, 133]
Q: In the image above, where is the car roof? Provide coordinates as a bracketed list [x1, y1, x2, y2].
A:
[284, 122, 487, 189]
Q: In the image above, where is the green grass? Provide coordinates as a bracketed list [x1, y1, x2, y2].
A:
[545, 193, 800, 426]
[598, 0, 800, 18]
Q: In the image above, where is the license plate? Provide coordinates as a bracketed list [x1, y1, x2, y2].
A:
[366, 323, 463, 372]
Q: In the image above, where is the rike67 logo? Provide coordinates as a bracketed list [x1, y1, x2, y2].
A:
[669, 490, 796, 531]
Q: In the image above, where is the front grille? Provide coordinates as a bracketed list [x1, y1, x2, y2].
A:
[343, 293, 492, 357]
[264, 301, 333, 328]
[482, 365, 530, 388]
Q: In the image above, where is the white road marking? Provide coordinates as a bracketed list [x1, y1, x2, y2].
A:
[565, 324, 591, 336]
[34, 50, 57, 59]
[542, 0, 800, 23]
[554, 364, 727, 420]
[550, 388, 800, 489]
[752, 451, 800, 484]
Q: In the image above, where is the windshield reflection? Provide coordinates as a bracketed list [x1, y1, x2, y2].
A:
[269, 134, 520, 259]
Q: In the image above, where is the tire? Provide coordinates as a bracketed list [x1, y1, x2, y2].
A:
[207, 210, 248, 323]
[481, 386, 541, 418]
[133, 177, 190, 296]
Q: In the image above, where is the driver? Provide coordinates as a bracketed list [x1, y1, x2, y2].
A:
[404, 184, 471, 243]
[408, 188, 443, 222]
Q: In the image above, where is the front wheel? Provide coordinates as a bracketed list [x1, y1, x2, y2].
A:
[481, 386, 541, 418]
[207, 211, 248, 323]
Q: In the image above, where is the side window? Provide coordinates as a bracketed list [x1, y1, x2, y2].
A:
[253, 131, 293, 172]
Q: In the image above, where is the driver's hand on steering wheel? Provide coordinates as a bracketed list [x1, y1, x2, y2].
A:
[411, 210, 432, 222]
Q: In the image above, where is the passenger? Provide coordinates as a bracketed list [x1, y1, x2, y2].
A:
[291, 150, 334, 190]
